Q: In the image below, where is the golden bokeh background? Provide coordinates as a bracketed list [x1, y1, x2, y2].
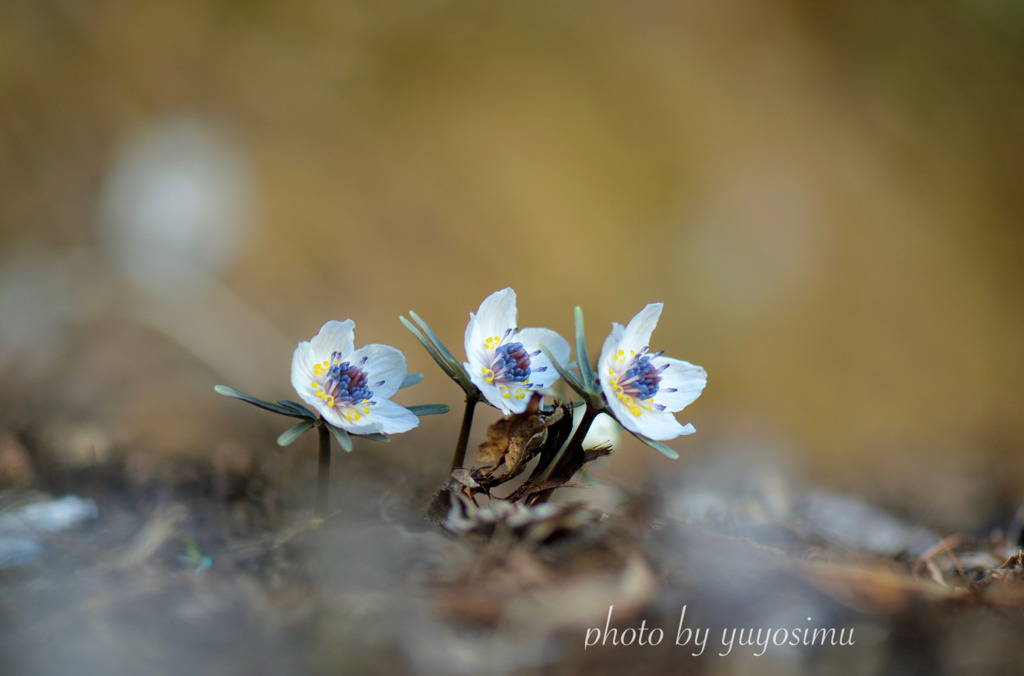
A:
[2, 1, 1023, 512]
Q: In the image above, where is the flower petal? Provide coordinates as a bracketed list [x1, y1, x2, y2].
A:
[516, 327, 570, 390]
[363, 399, 420, 434]
[618, 406, 692, 441]
[652, 357, 707, 412]
[469, 288, 517, 350]
[290, 340, 323, 412]
[466, 363, 519, 414]
[309, 319, 355, 358]
[621, 303, 662, 352]
[602, 384, 636, 434]
[317, 401, 352, 430]
[498, 394, 531, 415]
[348, 343, 407, 401]
[597, 321, 625, 390]
[464, 311, 490, 371]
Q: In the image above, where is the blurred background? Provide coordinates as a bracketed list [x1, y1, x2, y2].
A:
[1, 0, 1023, 524]
[6, 3, 1024, 674]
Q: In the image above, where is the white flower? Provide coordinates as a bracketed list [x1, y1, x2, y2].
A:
[598, 303, 706, 441]
[580, 412, 621, 451]
[291, 320, 419, 435]
[464, 288, 571, 414]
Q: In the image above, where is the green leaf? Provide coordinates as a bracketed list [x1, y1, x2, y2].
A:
[276, 400, 315, 418]
[355, 432, 390, 443]
[401, 314, 477, 397]
[631, 433, 680, 460]
[325, 422, 353, 452]
[277, 419, 316, 446]
[399, 373, 424, 389]
[400, 316, 459, 381]
[408, 310, 462, 370]
[541, 348, 590, 402]
[406, 404, 450, 417]
[574, 306, 596, 392]
[215, 385, 311, 419]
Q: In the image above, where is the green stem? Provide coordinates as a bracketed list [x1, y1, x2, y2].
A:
[531, 405, 599, 505]
[449, 396, 479, 472]
[316, 423, 331, 516]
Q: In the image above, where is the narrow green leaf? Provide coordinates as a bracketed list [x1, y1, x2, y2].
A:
[406, 404, 450, 417]
[401, 315, 477, 395]
[574, 306, 596, 391]
[215, 385, 310, 418]
[276, 400, 315, 418]
[355, 432, 390, 443]
[277, 419, 316, 446]
[400, 316, 459, 380]
[399, 373, 424, 389]
[632, 433, 680, 460]
[408, 310, 461, 368]
[325, 422, 353, 452]
[540, 348, 588, 399]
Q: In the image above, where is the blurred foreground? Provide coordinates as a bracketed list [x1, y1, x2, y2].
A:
[2, 433, 1024, 675]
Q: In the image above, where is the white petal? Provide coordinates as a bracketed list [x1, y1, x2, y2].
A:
[653, 357, 707, 412]
[463, 311, 490, 370]
[597, 322, 625, 395]
[627, 407, 691, 441]
[515, 327, 570, 389]
[349, 343, 407, 401]
[582, 412, 621, 450]
[309, 319, 356, 360]
[602, 388, 635, 434]
[467, 364, 518, 414]
[602, 379, 693, 440]
[496, 395, 531, 415]
[290, 340, 324, 412]
[472, 288, 518, 348]
[364, 399, 419, 434]
[318, 404, 352, 430]
[621, 303, 662, 353]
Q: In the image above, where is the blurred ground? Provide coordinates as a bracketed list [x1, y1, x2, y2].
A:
[1, 0, 1024, 673]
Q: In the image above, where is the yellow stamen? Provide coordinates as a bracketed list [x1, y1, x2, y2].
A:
[608, 375, 644, 417]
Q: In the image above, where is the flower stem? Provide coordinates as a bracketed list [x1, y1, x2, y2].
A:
[449, 396, 479, 472]
[316, 423, 331, 516]
[531, 404, 599, 505]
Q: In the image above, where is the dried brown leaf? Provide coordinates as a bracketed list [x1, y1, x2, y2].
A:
[476, 417, 513, 466]
[796, 558, 954, 613]
[474, 396, 568, 487]
[511, 441, 612, 503]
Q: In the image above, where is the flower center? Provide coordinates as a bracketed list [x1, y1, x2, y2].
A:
[607, 348, 668, 417]
[490, 341, 531, 383]
[310, 352, 376, 421]
[480, 331, 545, 401]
